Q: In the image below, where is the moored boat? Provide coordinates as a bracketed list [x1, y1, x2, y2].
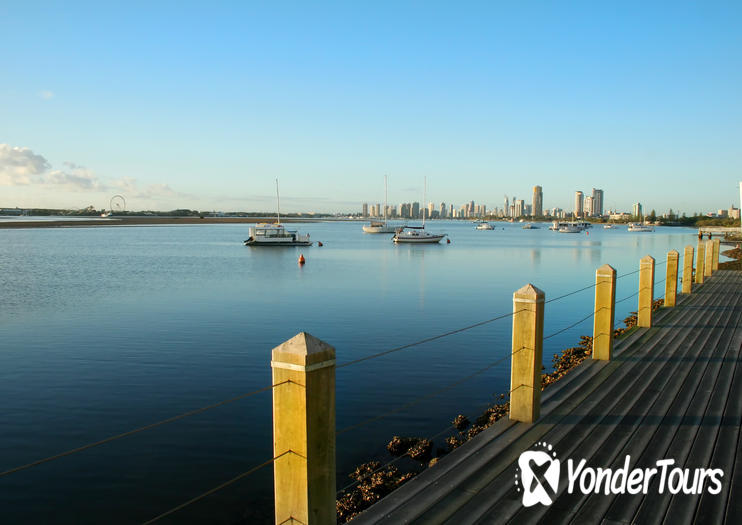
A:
[628, 222, 654, 232]
[244, 223, 312, 246]
[476, 222, 495, 230]
[363, 175, 398, 233]
[393, 226, 446, 243]
[363, 220, 397, 234]
[245, 179, 313, 246]
[393, 177, 445, 244]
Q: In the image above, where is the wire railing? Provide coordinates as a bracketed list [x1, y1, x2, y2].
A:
[1, 249, 695, 523]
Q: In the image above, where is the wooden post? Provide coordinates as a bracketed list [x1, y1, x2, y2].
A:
[638, 255, 655, 328]
[682, 245, 694, 294]
[272, 332, 336, 525]
[592, 264, 616, 361]
[704, 240, 713, 277]
[696, 242, 705, 284]
[665, 250, 679, 307]
[510, 284, 545, 423]
[712, 238, 720, 272]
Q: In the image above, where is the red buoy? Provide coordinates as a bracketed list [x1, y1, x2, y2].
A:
[318, 241, 323, 247]
[298, 254, 306, 265]
[447, 238, 451, 244]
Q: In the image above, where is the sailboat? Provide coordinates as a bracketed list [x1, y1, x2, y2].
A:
[363, 175, 397, 233]
[392, 177, 446, 244]
[244, 179, 312, 246]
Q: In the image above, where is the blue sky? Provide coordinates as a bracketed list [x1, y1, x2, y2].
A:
[1, 2, 740, 213]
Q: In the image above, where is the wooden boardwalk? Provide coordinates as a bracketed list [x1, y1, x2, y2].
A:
[354, 270, 742, 525]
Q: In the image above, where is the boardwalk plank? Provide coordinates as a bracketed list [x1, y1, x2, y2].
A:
[351, 271, 742, 525]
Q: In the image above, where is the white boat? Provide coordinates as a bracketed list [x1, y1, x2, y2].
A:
[363, 175, 397, 233]
[522, 223, 539, 229]
[476, 222, 495, 230]
[393, 177, 445, 244]
[558, 225, 582, 233]
[551, 220, 591, 231]
[244, 223, 312, 246]
[393, 226, 447, 243]
[603, 224, 616, 229]
[244, 179, 312, 246]
[628, 222, 654, 232]
[363, 220, 397, 234]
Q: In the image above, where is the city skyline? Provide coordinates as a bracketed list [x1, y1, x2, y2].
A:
[1, 3, 741, 213]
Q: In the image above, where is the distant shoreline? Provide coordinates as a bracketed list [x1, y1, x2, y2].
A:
[0, 217, 340, 229]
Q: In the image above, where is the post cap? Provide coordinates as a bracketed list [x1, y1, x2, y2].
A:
[596, 263, 616, 277]
[667, 249, 679, 258]
[271, 332, 336, 368]
[513, 283, 545, 302]
[640, 255, 655, 265]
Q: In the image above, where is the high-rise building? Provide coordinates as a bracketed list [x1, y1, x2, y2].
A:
[504, 196, 509, 217]
[592, 188, 604, 217]
[412, 202, 420, 219]
[515, 199, 525, 217]
[449, 203, 454, 218]
[585, 196, 594, 217]
[362, 203, 368, 217]
[574, 191, 584, 218]
[633, 202, 643, 218]
[428, 202, 435, 219]
[439, 202, 446, 218]
[532, 186, 543, 217]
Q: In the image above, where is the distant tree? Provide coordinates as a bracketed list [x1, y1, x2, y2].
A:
[649, 209, 657, 222]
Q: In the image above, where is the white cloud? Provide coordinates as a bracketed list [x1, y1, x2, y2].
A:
[0, 144, 51, 185]
[39, 90, 55, 100]
[46, 164, 101, 190]
[0, 143, 189, 209]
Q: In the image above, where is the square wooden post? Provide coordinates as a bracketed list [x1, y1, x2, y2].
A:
[704, 240, 713, 277]
[696, 242, 705, 284]
[665, 250, 679, 307]
[272, 332, 336, 525]
[638, 255, 655, 328]
[712, 238, 720, 271]
[510, 284, 545, 423]
[682, 245, 694, 294]
[592, 264, 616, 361]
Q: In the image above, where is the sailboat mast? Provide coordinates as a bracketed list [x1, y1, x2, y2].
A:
[384, 174, 388, 225]
[422, 176, 427, 228]
[276, 178, 281, 225]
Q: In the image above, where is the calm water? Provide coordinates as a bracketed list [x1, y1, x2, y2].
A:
[0, 221, 697, 524]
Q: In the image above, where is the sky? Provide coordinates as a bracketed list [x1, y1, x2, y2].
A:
[1, 1, 741, 213]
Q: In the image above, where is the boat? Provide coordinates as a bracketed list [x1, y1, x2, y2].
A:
[363, 175, 397, 233]
[393, 177, 446, 244]
[244, 223, 312, 246]
[558, 224, 582, 233]
[550, 220, 591, 231]
[244, 180, 313, 246]
[393, 225, 447, 243]
[603, 224, 616, 229]
[476, 222, 495, 230]
[628, 222, 654, 232]
[363, 220, 396, 233]
[522, 223, 539, 229]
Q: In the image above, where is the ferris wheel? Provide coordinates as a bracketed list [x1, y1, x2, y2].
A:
[110, 195, 126, 214]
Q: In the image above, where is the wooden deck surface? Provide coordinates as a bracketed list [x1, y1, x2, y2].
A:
[353, 270, 742, 525]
